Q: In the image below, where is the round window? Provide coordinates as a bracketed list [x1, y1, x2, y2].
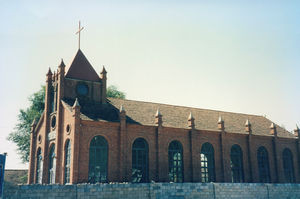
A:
[76, 83, 88, 96]
[51, 115, 56, 129]
[38, 135, 42, 143]
[66, 124, 71, 134]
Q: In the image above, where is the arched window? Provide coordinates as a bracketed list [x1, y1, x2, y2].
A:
[64, 140, 71, 184]
[257, 146, 271, 182]
[282, 148, 295, 183]
[200, 142, 215, 182]
[48, 144, 56, 184]
[36, 148, 43, 184]
[168, 141, 183, 182]
[88, 136, 108, 183]
[132, 138, 149, 183]
[230, 144, 244, 183]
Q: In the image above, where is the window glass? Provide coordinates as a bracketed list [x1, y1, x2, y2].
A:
[64, 140, 71, 184]
[230, 144, 244, 183]
[200, 142, 215, 182]
[36, 148, 43, 184]
[77, 83, 88, 96]
[48, 145, 56, 184]
[132, 138, 149, 183]
[283, 148, 295, 183]
[88, 136, 108, 183]
[257, 146, 271, 183]
[168, 141, 183, 182]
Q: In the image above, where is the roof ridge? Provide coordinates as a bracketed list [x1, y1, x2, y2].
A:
[108, 97, 264, 118]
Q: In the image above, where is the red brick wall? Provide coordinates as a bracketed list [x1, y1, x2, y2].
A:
[30, 106, 300, 184]
[28, 72, 300, 184]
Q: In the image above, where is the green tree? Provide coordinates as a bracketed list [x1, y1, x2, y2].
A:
[8, 86, 45, 162]
[107, 85, 126, 99]
[8, 85, 125, 163]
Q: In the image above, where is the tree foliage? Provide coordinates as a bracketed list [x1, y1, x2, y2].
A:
[107, 85, 126, 99]
[8, 85, 125, 163]
[7, 86, 45, 162]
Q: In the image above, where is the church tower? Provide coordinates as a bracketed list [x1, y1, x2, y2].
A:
[28, 47, 107, 184]
[62, 49, 106, 104]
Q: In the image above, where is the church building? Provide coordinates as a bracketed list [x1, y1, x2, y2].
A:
[28, 48, 300, 184]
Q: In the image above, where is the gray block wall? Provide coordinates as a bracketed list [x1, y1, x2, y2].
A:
[4, 183, 300, 199]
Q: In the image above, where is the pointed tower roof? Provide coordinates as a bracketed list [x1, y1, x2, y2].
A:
[73, 98, 81, 108]
[188, 112, 194, 120]
[120, 105, 125, 113]
[59, 59, 65, 68]
[218, 116, 224, 123]
[65, 49, 100, 81]
[294, 125, 299, 132]
[245, 119, 251, 126]
[31, 117, 38, 127]
[101, 66, 107, 75]
[270, 122, 276, 129]
[47, 67, 52, 76]
[155, 108, 162, 117]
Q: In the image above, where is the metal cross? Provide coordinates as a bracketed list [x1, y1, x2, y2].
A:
[76, 21, 84, 49]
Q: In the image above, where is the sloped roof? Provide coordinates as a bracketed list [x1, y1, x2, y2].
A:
[65, 49, 100, 81]
[62, 98, 296, 138]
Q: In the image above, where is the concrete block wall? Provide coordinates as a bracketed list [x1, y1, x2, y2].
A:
[4, 183, 300, 199]
[214, 183, 268, 199]
[268, 184, 300, 199]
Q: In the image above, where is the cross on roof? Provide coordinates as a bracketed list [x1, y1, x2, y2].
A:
[76, 21, 84, 49]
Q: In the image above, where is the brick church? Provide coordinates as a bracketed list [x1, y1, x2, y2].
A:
[28, 48, 300, 185]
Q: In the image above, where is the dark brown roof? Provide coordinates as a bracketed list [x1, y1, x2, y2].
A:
[62, 98, 296, 138]
[65, 49, 100, 81]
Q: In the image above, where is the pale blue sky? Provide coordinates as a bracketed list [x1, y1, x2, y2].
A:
[0, 1, 299, 169]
